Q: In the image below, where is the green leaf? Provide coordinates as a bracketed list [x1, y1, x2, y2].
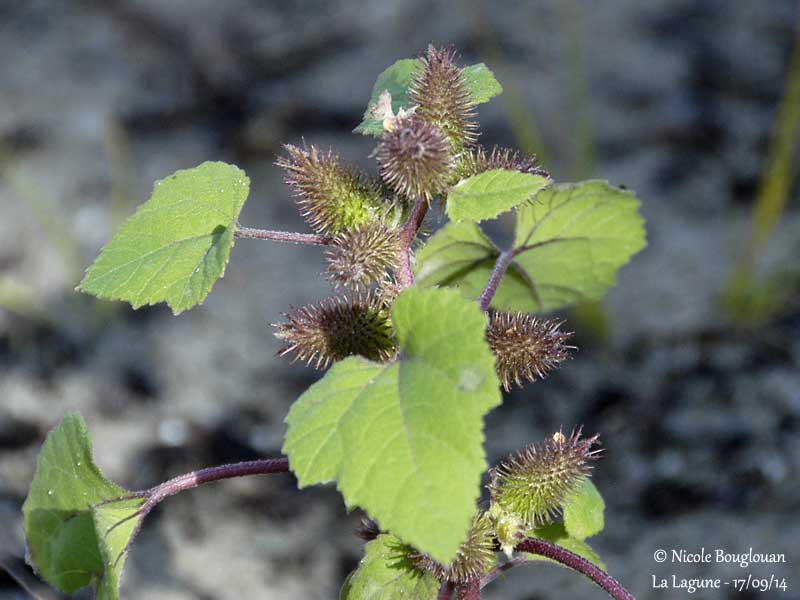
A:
[341, 534, 439, 600]
[355, 59, 502, 136]
[563, 479, 605, 540]
[414, 221, 541, 309]
[461, 63, 503, 104]
[354, 59, 421, 135]
[525, 523, 605, 570]
[22, 414, 145, 599]
[446, 169, 550, 223]
[283, 287, 501, 564]
[417, 181, 646, 313]
[509, 181, 646, 311]
[78, 161, 250, 315]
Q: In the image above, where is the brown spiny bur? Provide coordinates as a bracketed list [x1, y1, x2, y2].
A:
[273, 294, 395, 369]
[410, 512, 496, 584]
[454, 146, 550, 182]
[408, 45, 478, 149]
[325, 223, 401, 290]
[276, 143, 385, 234]
[486, 312, 574, 391]
[488, 428, 601, 528]
[377, 116, 453, 201]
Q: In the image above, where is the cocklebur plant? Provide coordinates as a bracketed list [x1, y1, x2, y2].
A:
[22, 45, 646, 599]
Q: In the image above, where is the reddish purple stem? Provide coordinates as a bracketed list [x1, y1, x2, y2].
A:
[511, 538, 636, 600]
[396, 198, 429, 288]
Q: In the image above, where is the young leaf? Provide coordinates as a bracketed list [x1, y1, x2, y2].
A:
[460, 63, 503, 104]
[78, 161, 250, 315]
[22, 414, 145, 600]
[446, 169, 550, 223]
[414, 221, 540, 308]
[417, 181, 646, 312]
[355, 59, 503, 136]
[354, 59, 421, 136]
[563, 479, 605, 541]
[341, 534, 439, 600]
[283, 287, 501, 564]
[525, 523, 606, 570]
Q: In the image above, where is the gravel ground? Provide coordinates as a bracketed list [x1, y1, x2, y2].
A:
[1, 1, 799, 599]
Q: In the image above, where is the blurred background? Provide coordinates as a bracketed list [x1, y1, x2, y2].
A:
[1, 1, 799, 598]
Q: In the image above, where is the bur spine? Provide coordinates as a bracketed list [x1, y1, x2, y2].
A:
[410, 512, 496, 584]
[486, 312, 574, 391]
[273, 294, 396, 368]
[277, 144, 386, 235]
[488, 428, 601, 537]
[408, 45, 478, 150]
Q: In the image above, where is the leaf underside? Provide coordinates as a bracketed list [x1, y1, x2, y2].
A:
[417, 180, 647, 313]
[341, 534, 439, 600]
[22, 414, 144, 600]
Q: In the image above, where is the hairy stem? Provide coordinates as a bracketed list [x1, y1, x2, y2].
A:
[510, 538, 636, 600]
[396, 198, 429, 287]
[438, 581, 455, 600]
[235, 225, 331, 245]
[478, 556, 529, 588]
[457, 579, 480, 600]
[478, 249, 517, 311]
[105, 458, 289, 563]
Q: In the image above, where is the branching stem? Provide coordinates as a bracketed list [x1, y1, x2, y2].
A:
[438, 581, 455, 600]
[104, 458, 289, 565]
[235, 225, 330, 245]
[457, 579, 480, 599]
[492, 537, 636, 600]
[397, 198, 429, 287]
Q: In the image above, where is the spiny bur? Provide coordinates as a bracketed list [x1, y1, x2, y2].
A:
[408, 45, 478, 150]
[488, 428, 601, 544]
[486, 312, 574, 391]
[273, 293, 395, 368]
[453, 145, 550, 182]
[410, 512, 496, 584]
[277, 143, 386, 235]
[377, 116, 453, 201]
[325, 222, 401, 290]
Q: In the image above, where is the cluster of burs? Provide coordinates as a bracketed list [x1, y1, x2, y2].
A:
[272, 46, 598, 585]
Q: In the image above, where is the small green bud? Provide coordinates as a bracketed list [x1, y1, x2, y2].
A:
[488, 429, 601, 529]
[489, 503, 524, 558]
[377, 116, 453, 201]
[277, 143, 386, 234]
[486, 312, 574, 391]
[408, 45, 478, 150]
[325, 223, 402, 290]
[410, 512, 496, 584]
[273, 293, 396, 368]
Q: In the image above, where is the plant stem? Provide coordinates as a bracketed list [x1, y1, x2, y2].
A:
[396, 198, 429, 288]
[512, 538, 636, 600]
[235, 225, 330, 245]
[478, 249, 517, 311]
[106, 458, 290, 562]
[438, 581, 455, 600]
[478, 556, 529, 588]
[457, 580, 480, 600]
